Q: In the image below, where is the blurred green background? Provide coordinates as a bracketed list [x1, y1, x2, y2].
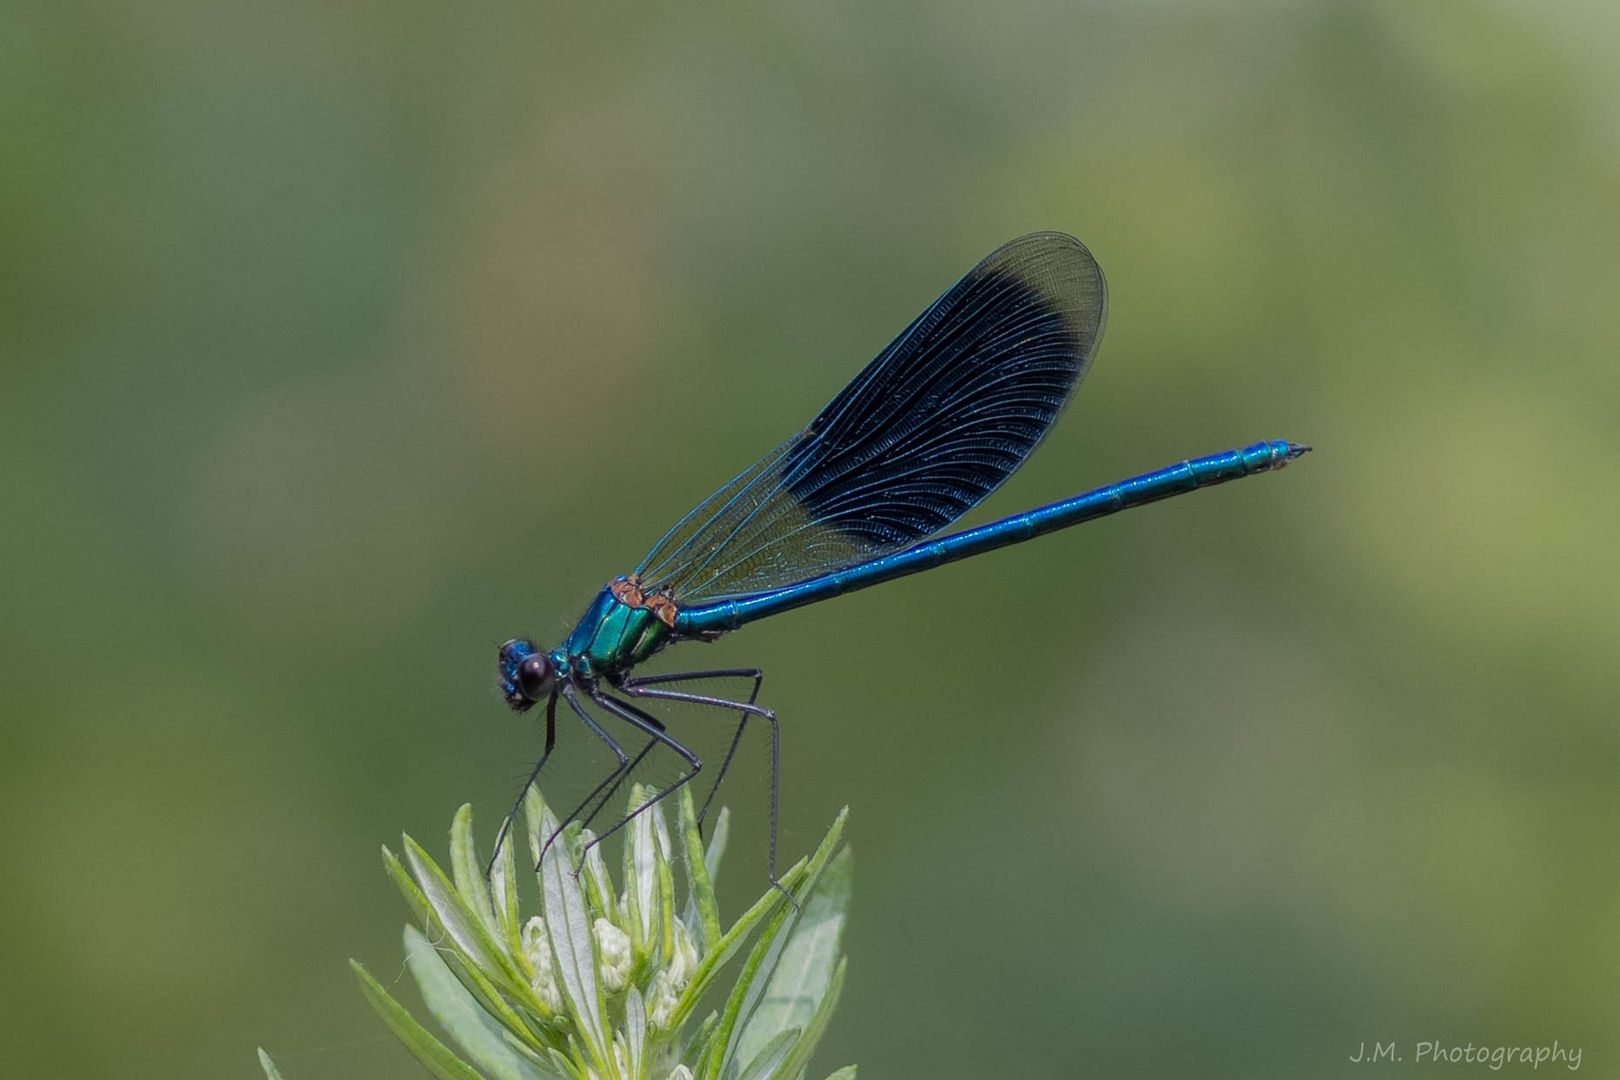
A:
[6, 1, 1619, 1076]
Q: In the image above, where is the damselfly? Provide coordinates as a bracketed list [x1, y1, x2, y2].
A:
[493, 232, 1308, 887]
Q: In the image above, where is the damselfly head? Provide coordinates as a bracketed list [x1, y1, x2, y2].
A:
[498, 638, 553, 710]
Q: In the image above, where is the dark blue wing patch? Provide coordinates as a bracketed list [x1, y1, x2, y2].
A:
[636, 232, 1106, 602]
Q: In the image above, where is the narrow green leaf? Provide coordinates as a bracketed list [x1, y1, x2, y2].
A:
[734, 848, 852, 1066]
[624, 987, 647, 1080]
[821, 1067, 857, 1080]
[626, 785, 661, 956]
[523, 785, 549, 857]
[384, 845, 434, 928]
[351, 959, 488, 1080]
[772, 958, 846, 1080]
[405, 926, 559, 1080]
[667, 855, 807, 1034]
[678, 787, 721, 950]
[700, 902, 793, 1079]
[704, 806, 731, 885]
[389, 842, 555, 1030]
[387, 841, 550, 1029]
[657, 852, 677, 968]
[680, 1011, 719, 1073]
[537, 803, 610, 1070]
[733, 1028, 797, 1080]
[580, 833, 616, 924]
[451, 805, 505, 946]
[440, 945, 555, 1041]
[703, 809, 847, 1077]
[491, 816, 525, 973]
[404, 833, 521, 993]
[652, 794, 673, 868]
[546, 1047, 585, 1080]
[257, 1048, 285, 1080]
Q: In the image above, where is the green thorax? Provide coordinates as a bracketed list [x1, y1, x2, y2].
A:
[562, 585, 672, 675]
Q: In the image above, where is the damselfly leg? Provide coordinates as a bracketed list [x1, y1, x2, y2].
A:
[621, 668, 763, 831]
[487, 693, 557, 876]
[534, 686, 631, 871]
[576, 736, 657, 837]
[576, 690, 703, 872]
[619, 677, 787, 902]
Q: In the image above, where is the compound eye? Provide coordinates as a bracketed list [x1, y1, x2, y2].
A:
[517, 653, 554, 699]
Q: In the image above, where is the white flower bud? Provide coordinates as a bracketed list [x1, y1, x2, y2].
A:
[666, 919, 698, 989]
[521, 916, 561, 1011]
[648, 968, 680, 1031]
[594, 917, 633, 992]
[668, 1066, 694, 1080]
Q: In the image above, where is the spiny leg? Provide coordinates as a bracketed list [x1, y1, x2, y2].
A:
[536, 686, 630, 871]
[577, 689, 702, 872]
[623, 668, 763, 831]
[619, 681, 788, 903]
[487, 693, 558, 876]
